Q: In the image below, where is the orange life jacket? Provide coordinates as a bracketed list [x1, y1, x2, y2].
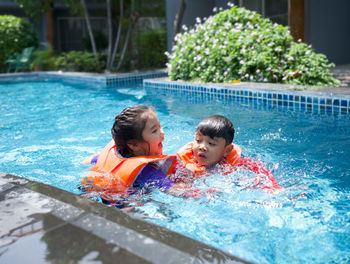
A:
[81, 140, 177, 196]
[176, 142, 242, 176]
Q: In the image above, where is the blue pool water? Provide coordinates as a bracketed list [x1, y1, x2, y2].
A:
[0, 80, 349, 263]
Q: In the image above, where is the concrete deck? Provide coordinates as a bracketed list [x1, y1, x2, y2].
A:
[0, 172, 250, 264]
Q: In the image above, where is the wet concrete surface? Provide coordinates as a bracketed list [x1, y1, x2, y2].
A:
[0, 172, 250, 264]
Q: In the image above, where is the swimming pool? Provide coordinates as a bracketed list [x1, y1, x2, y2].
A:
[0, 75, 349, 263]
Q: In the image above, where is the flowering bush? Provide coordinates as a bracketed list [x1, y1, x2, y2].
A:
[166, 5, 340, 87]
[0, 15, 38, 72]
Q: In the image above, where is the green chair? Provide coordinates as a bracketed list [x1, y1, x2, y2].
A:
[4, 47, 35, 73]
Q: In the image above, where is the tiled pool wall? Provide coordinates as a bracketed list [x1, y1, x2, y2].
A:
[1, 71, 349, 116]
[0, 71, 167, 87]
[144, 79, 350, 116]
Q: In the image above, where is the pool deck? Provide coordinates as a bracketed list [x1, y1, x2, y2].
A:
[0, 172, 250, 263]
[1, 64, 349, 263]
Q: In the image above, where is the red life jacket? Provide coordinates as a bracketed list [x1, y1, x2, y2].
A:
[81, 140, 176, 197]
[176, 142, 281, 191]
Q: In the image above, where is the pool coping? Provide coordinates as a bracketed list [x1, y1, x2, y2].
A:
[144, 78, 350, 115]
[0, 172, 250, 263]
[1, 71, 348, 115]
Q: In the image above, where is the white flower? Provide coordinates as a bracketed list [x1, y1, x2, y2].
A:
[225, 57, 232, 62]
[275, 47, 282, 52]
[196, 17, 201, 24]
[266, 67, 271, 71]
[288, 56, 294, 61]
[240, 60, 244, 65]
[196, 66, 201, 71]
[305, 50, 310, 55]
[213, 7, 218, 12]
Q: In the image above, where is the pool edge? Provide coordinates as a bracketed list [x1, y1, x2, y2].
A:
[0, 171, 251, 263]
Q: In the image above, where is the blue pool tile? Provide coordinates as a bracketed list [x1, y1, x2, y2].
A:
[283, 94, 288, 101]
[340, 100, 347, 107]
[301, 96, 306, 103]
[313, 97, 319, 104]
[333, 99, 340, 106]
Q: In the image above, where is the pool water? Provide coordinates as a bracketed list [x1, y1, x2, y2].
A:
[1, 80, 349, 263]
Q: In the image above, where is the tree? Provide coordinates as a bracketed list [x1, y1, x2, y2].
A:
[172, 0, 186, 44]
[15, 0, 143, 72]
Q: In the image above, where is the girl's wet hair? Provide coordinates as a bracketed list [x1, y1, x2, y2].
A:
[111, 105, 153, 157]
[196, 115, 235, 145]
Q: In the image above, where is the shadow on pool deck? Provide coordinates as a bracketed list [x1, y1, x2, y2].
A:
[0, 172, 250, 264]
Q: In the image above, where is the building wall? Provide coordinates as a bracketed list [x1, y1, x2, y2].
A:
[305, 0, 350, 65]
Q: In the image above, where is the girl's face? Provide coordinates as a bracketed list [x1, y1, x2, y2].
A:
[138, 111, 164, 156]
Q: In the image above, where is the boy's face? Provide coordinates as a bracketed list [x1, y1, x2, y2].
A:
[192, 131, 232, 166]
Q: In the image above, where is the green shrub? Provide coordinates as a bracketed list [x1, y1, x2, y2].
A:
[53, 51, 106, 73]
[0, 15, 38, 72]
[166, 6, 340, 87]
[31, 43, 54, 70]
[138, 29, 167, 69]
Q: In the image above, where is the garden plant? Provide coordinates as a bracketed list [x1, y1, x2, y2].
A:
[166, 4, 340, 87]
[0, 15, 38, 72]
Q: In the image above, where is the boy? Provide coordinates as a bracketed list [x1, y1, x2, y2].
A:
[176, 115, 241, 178]
[175, 115, 281, 191]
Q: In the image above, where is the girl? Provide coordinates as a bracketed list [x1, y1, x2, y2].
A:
[81, 105, 188, 203]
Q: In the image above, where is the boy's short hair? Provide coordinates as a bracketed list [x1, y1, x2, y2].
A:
[196, 115, 235, 145]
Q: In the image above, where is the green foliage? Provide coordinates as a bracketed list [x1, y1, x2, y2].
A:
[0, 15, 38, 72]
[53, 51, 106, 73]
[138, 29, 167, 69]
[14, 0, 51, 21]
[167, 6, 340, 87]
[31, 43, 54, 70]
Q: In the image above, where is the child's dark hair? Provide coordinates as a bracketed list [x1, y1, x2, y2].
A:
[111, 105, 153, 157]
[196, 115, 235, 145]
